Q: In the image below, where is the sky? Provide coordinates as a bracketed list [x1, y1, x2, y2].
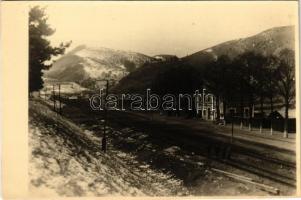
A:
[36, 2, 297, 57]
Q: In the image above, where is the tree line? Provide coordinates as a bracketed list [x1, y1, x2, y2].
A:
[205, 50, 295, 137]
[151, 50, 295, 137]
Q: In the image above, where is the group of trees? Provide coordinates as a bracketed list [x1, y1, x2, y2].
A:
[204, 50, 295, 137]
[151, 61, 203, 117]
[144, 47, 295, 136]
[150, 49, 295, 137]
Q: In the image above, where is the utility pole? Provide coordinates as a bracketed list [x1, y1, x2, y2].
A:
[211, 95, 213, 120]
[52, 84, 56, 112]
[44, 87, 47, 100]
[231, 115, 234, 143]
[196, 91, 199, 117]
[270, 119, 273, 135]
[202, 88, 206, 119]
[56, 82, 73, 115]
[95, 79, 114, 153]
[58, 84, 62, 115]
[102, 80, 109, 153]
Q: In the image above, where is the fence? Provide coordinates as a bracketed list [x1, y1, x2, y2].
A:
[225, 117, 296, 133]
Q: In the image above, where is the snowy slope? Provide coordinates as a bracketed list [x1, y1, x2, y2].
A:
[44, 45, 154, 85]
[183, 26, 295, 67]
[29, 101, 188, 196]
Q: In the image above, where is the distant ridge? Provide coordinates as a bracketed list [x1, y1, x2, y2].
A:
[114, 26, 295, 93]
[182, 25, 294, 68]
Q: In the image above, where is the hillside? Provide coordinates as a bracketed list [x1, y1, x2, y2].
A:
[114, 26, 295, 94]
[44, 45, 154, 85]
[183, 26, 294, 68]
[112, 61, 178, 94]
[154, 55, 179, 62]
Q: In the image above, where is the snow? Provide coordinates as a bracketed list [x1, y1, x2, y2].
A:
[75, 48, 108, 59]
[82, 57, 124, 79]
[29, 101, 189, 196]
[163, 146, 181, 155]
[70, 46, 148, 81]
[42, 82, 87, 94]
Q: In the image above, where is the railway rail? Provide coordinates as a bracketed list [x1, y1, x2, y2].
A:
[41, 98, 296, 194]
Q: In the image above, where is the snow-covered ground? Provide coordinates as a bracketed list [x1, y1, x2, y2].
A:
[29, 101, 189, 197]
[41, 82, 88, 95]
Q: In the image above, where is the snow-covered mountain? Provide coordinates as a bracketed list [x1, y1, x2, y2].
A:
[183, 25, 295, 67]
[44, 45, 154, 85]
[114, 26, 295, 94]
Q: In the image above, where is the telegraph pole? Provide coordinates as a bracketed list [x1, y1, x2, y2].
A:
[202, 88, 206, 119]
[44, 87, 47, 100]
[58, 84, 62, 115]
[102, 80, 109, 153]
[231, 115, 234, 143]
[56, 82, 73, 115]
[95, 79, 114, 153]
[52, 84, 56, 112]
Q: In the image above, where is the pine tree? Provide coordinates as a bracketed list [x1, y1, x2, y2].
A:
[29, 6, 70, 93]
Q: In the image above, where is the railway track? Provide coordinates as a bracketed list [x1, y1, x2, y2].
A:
[107, 111, 296, 188]
[46, 99, 296, 194]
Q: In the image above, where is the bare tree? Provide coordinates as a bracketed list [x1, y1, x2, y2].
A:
[265, 56, 279, 134]
[276, 49, 295, 137]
